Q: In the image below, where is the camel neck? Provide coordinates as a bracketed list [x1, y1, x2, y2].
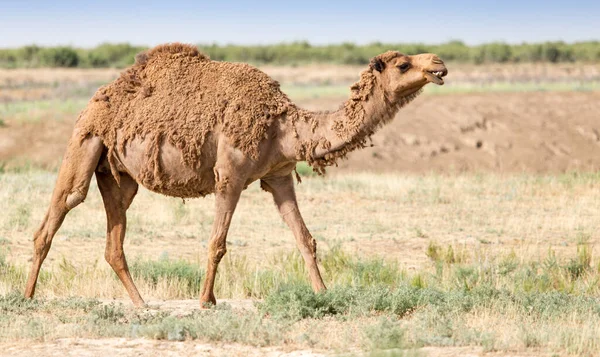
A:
[284, 74, 402, 173]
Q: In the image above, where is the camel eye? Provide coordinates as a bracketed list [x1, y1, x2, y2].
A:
[398, 63, 411, 73]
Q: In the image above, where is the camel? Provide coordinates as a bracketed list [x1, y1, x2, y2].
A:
[23, 43, 447, 307]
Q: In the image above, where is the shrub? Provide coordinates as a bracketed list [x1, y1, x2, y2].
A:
[39, 47, 79, 67]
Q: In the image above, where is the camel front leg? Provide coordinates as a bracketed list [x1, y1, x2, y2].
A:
[199, 172, 244, 307]
[261, 174, 327, 292]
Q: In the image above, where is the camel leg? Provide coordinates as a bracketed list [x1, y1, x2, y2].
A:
[261, 174, 327, 292]
[24, 133, 104, 299]
[199, 172, 244, 307]
[96, 171, 145, 307]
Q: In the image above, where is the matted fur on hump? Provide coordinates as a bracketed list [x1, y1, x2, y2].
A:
[78, 43, 295, 171]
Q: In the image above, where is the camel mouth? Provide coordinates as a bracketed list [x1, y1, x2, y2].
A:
[424, 70, 446, 85]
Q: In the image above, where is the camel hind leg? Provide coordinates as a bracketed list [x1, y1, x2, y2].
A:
[95, 170, 145, 307]
[24, 132, 104, 299]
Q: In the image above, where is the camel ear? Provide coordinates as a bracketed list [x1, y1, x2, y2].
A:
[370, 57, 385, 72]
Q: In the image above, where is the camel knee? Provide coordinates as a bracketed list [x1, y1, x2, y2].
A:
[208, 240, 227, 264]
[210, 248, 227, 264]
[65, 190, 86, 210]
[105, 249, 126, 270]
[32, 230, 51, 256]
[32, 218, 58, 253]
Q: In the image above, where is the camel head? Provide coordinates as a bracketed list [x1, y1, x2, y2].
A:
[369, 51, 448, 102]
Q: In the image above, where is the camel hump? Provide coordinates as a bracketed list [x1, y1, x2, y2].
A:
[134, 43, 210, 66]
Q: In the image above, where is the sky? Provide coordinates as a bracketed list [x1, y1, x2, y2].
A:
[0, 0, 598, 47]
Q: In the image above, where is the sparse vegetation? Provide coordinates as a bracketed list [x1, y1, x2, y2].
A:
[2, 170, 600, 354]
[3, 243, 600, 353]
[2, 62, 600, 354]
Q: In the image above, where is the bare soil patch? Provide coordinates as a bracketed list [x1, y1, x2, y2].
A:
[1, 338, 326, 357]
[2, 91, 599, 173]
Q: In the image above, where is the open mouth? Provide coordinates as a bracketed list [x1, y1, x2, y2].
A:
[424, 70, 446, 85]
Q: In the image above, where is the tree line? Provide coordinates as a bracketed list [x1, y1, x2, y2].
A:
[1, 41, 599, 68]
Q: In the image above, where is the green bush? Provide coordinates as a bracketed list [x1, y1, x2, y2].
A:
[1, 41, 599, 68]
[84, 43, 146, 68]
[39, 47, 79, 67]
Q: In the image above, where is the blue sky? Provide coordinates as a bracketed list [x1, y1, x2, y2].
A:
[1, 0, 598, 47]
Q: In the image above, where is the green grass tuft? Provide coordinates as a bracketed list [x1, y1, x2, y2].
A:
[130, 256, 204, 295]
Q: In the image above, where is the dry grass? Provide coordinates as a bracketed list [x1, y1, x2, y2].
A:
[2, 63, 599, 103]
[2, 171, 600, 355]
[2, 171, 599, 279]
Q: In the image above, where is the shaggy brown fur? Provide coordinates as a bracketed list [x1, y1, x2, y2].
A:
[304, 52, 423, 172]
[79, 43, 308, 191]
[24, 43, 448, 307]
[295, 51, 424, 173]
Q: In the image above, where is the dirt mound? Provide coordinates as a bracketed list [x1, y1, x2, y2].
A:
[336, 91, 600, 173]
[1, 91, 600, 174]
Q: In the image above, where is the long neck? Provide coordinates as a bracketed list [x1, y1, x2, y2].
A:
[284, 70, 416, 173]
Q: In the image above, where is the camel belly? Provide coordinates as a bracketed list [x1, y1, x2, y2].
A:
[114, 134, 217, 198]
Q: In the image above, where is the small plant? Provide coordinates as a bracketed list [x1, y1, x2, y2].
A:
[454, 266, 479, 291]
[499, 250, 519, 276]
[413, 226, 428, 239]
[90, 303, 125, 323]
[130, 257, 204, 295]
[364, 317, 407, 350]
[566, 243, 591, 279]
[426, 242, 442, 262]
[0, 290, 42, 314]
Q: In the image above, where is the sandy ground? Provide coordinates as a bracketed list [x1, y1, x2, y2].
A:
[2, 91, 600, 174]
[0, 300, 542, 357]
[6, 339, 532, 357]
[2, 339, 326, 357]
[339, 91, 600, 173]
[3, 340, 550, 357]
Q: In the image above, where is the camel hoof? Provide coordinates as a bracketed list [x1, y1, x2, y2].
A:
[200, 295, 217, 309]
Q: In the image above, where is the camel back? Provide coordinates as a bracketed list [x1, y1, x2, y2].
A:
[78, 43, 297, 170]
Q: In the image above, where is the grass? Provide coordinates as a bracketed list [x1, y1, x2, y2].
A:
[3, 243, 600, 353]
[0, 98, 88, 124]
[2, 170, 600, 270]
[2, 169, 600, 354]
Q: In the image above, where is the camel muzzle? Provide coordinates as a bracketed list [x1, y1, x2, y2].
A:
[424, 67, 448, 85]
